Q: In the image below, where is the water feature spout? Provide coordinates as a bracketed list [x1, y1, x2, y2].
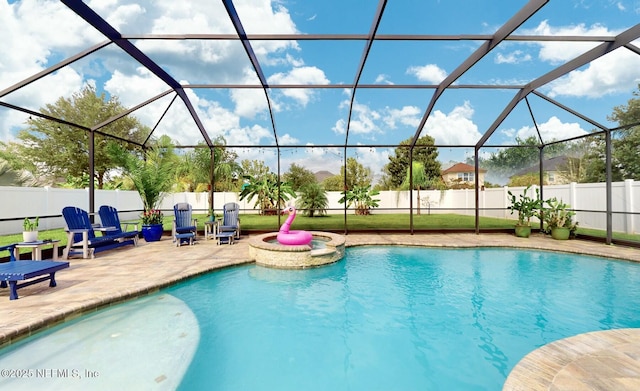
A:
[277, 206, 313, 246]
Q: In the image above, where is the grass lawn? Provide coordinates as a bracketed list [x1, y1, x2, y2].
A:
[1, 213, 638, 255]
[237, 213, 516, 231]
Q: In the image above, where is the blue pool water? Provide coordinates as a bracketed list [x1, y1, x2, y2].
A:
[174, 247, 640, 390]
[2, 247, 640, 390]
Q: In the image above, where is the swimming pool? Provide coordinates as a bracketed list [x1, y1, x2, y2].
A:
[1, 246, 639, 390]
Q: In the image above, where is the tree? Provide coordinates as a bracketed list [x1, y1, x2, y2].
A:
[321, 157, 373, 191]
[322, 175, 343, 191]
[477, 135, 568, 184]
[239, 173, 296, 215]
[609, 85, 640, 180]
[338, 184, 380, 215]
[240, 159, 271, 181]
[399, 161, 429, 215]
[382, 135, 441, 190]
[558, 86, 640, 183]
[283, 163, 316, 192]
[107, 135, 178, 212]
[296, 183, 328, 217]
[175, 137, 241, 193]
[212, 137, 242, 191]
[344, 157, 373, 188]
[11, 85, 147, 188]
[580, 134, 609, 183]
[174, 149, 204, 192]
[508, 173, 545, 187]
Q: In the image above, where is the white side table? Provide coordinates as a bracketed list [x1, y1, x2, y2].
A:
[204, 220, 218, 240]
[14, 240, 60, 260]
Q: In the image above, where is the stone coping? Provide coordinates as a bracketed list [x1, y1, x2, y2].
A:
[503, 328, 640, 390]
[248, 231, 345, 268]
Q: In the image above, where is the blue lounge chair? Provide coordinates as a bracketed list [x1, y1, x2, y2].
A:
[98, 205, 140, 246]
[219, 202, 241, 239]
[62, 206, 137, 259]
[173, 203, 197, 246]
[0, 243, 69, 300]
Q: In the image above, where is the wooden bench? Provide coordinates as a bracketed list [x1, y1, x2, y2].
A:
[0, 244, 69, 300]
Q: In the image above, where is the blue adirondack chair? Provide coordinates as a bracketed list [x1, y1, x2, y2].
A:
[98, 205, 140, 246]
[173, 203, 197, 246]
[62, 206, 136, 259]
[219, 202, 241, 239]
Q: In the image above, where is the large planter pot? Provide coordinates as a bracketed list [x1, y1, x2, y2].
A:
[514, 225, 531, 238]
[142, 224, 163, 242]
[551, 227, 570, 240]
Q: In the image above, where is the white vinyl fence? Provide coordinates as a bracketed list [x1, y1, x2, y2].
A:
[1, 180, 639, 235]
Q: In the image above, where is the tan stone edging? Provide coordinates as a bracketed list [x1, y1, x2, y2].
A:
[503, 328, 640, 390]
[249, 231, 346, 269]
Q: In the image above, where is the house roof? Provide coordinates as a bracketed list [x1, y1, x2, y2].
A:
[314, 170, 334, 183]
[512, 156, 569, 177]
[442, 162, 487, 174]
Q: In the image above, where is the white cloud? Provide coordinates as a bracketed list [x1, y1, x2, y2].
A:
[525, 20, 640, 98]
[340, 101, 382, 136]
[351, 146, 390, 180]
[527, 20, 606, 63]
[229, 123, 274, 146]
[332, 118, 346, 135]
[375, 74, 394, 85]
[267, 66, 330, 106]
[0, 1, 101, 134]
[383, 106, 421, 129]
[333, 97, 384, 136]
[104, 68, 168, 107]
[406, 64, 448, 84]
[231, 88, 270, 118]
[495, 50, 532, 64]
[234, 0, 300, 65]
[278, 133, 299, 145]
[422, 101, 482, 145]
[546, 48, 640, 98]
[277, 145, 390, 181]
[103, 3, 146, 30]
[500, 116, 587, 142]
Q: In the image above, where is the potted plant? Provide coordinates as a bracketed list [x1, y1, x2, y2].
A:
[140, 209, 165, 241]
[540, 197, 578, 240]
[507, 185, 542, 238]
[22, 216, 39, 242]
[107, 136, 176, 242]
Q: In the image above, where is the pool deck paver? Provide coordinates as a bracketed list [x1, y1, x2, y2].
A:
[1, 232, 639, 390]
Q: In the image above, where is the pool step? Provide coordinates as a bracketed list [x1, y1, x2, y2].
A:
[310, 248, 336, 257]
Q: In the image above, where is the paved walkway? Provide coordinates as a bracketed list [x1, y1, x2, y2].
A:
[1, 232, 640, 390]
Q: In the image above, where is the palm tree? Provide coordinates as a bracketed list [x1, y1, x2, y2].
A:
[339, 184, 380, 215]
[400, 161, 429, 215]
[296, 183, 328, 217]
[107, 136, 177, 212]
[239, 173, 296, 215]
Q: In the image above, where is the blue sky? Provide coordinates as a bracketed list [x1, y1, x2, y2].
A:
[1, 0, 639, 180]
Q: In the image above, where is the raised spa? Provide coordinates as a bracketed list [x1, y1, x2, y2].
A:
[248, 231, 345, 269]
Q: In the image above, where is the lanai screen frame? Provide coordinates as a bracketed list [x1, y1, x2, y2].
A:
[2, 0, 640, 244]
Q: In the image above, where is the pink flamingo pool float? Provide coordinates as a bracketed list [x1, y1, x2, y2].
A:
[277, 206, 313, 246]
